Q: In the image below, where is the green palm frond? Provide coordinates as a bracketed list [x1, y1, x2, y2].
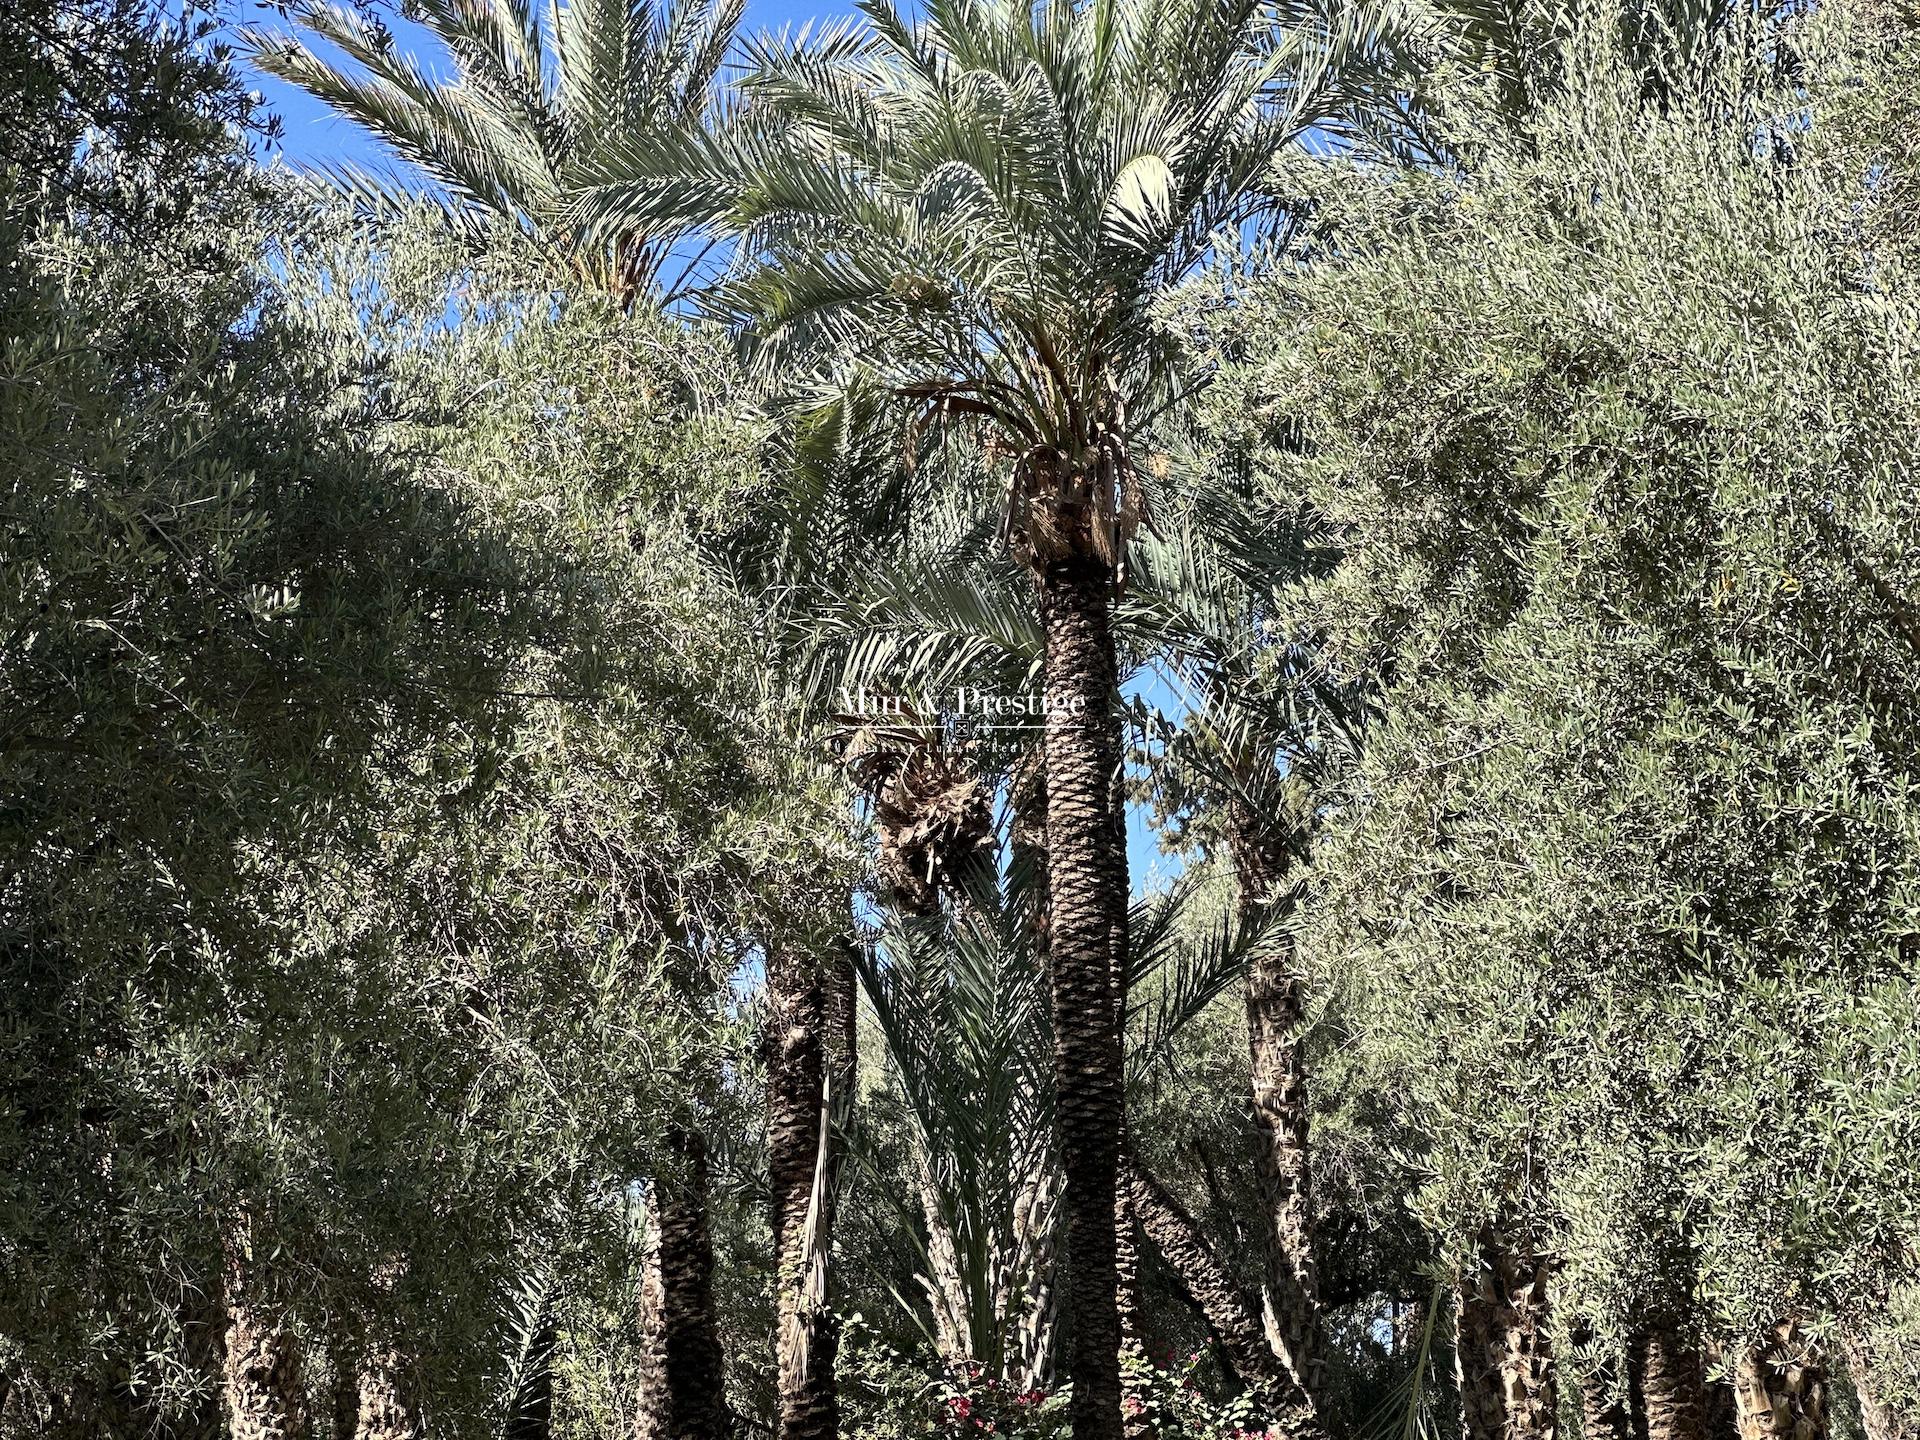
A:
[1125, 870, 1285, 1083]
[576, 0, 1400, 449]
[245, 0, 740, 299]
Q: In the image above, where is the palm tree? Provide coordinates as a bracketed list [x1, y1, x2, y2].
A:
[574, 0, 1381, 1427]
[245, 7, 745, 1435]
[246, 0, 740, 304]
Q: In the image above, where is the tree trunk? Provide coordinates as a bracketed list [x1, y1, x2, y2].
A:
[1455, 1224, 1556, 1440]
[1570, 1326, 1628, 1440]
[1630, 1328, 1709, 1440]
[637, 1127, 729, 1440]
[1846, 1334, 1918, 1440]
[766, 945, 838, 1440]
[1226, 799, 1325, 1412]
[1126, 1156, 1319, 1432]
[1039, 554, 1128, 1440]
[1705, 1379, 1739, 1440]
[1116, 1142, 1150, 1440]
[915, 1142, 975, 1368]
[1730, 1321, 1826, 1440]
[1009, 753, 1061, 1393]
[221, 1216, 309, 1440]
[350, 1344, 420, 1440]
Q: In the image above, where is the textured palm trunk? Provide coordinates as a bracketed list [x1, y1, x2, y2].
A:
[1705, 1379, 1739, 1440]
[1730, 1321, 1827, 1440]
[1845, 1334, 1917, 1440]
[1455, 1224, 1557, 1440]
[915, 1143, 975, 1368]
[1126, 1156, 1319, 1432]
[1009, 755, 1062, 1392]
[1226, 801, 1325, 1412]
[636, 1126, 729, 1440]
[220, 1217, 309, 1440]
[349, 1343, 420, 1440]
[766, 946, 838, 1440]
[1009, 1149, 1062, 1390]
[1630, 1327, 1709, 1440]
[1577, 1352, 1630, 1440]
[1039, 554, 1128, 1440]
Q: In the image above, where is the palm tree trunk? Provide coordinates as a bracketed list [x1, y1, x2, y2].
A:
[1010, 753, 1061, 1393]
[914, 1143, 975, 1369]
[1575, 1342, 1630, 1440]
[1115, 1145, 1150, 1440]
[349, 1342, 420, 1440]
[220, 1215, 310, 1440]
[766, 946, 838, 1440]
[1845, 1334, 1917, 1440]
[1455, 1223, 1557, 1440]
[1126, 1156, 1319, 1432]
[637, 1126, 729, 1440]
[1226, 801, 1325, 1411]
[1630, 1327, 1709, 1440]
[1730, 1321, 1827, 1440]
[1038, 554, 1128, 1440]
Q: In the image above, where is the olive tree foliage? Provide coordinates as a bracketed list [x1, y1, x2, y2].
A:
[1, 3, 829, 1426]
[1180, 0, 1920, 1361]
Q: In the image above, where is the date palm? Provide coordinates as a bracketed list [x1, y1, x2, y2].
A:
[246, 0, 741, 304]
[571, 6, 1393, 1423]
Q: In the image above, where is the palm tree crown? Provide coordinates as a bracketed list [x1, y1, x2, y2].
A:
[581, 0, 1371, 562]
[249, 0, 741, 301]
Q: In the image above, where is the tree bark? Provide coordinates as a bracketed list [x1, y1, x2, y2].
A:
[766, 945, 839, 1440]
[349, 1343, 420, 1440]
[1126, 1156, 1319, 1432]
[1455, 1224, 1557, 1440]
[1226, 797, 1326, 1413]
[1570, 1325, 1629, 1440]
[1846, 1333, 1918, 1440]
[637, 1127, 730, 1440]
[1039, 554, 1128, 1440]
[1630, 1327, 1709, 1440]
[914, 1142, 975, 1368]
[220, 1216, 309, 1440]
[1730, 1320, 1827, 1440]
[1009, 754, 1061, 1393]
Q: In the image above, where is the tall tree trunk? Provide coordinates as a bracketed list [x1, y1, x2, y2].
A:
[1115, 1140, 1150, 1440]
[1009, 753, 1061, 1393]
[1226, 799, 1325, 1411]
[1455, 1224, 1557, 1440]
[637, 1127, 729, 1440]
[915, 1143, 975, 1369]
[1126, 1156, 1319, 1433]
[1570, 1325, 1629, 1440]
[766, 945, 839, 1440]
[340, 1264, 420, 1440]
[1846, 1333, 1918, 1440]
[350, 1342, 420, 1440]
[220, 1216, 309, 1440]
[1039, 554, 1128, 1440]
[1112, 746, 1148, 1440]
[1630, 1327, 1709, 1440]
[1730, 1321, 1827, 1440]
[1705, 1379, 1739, 1440]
